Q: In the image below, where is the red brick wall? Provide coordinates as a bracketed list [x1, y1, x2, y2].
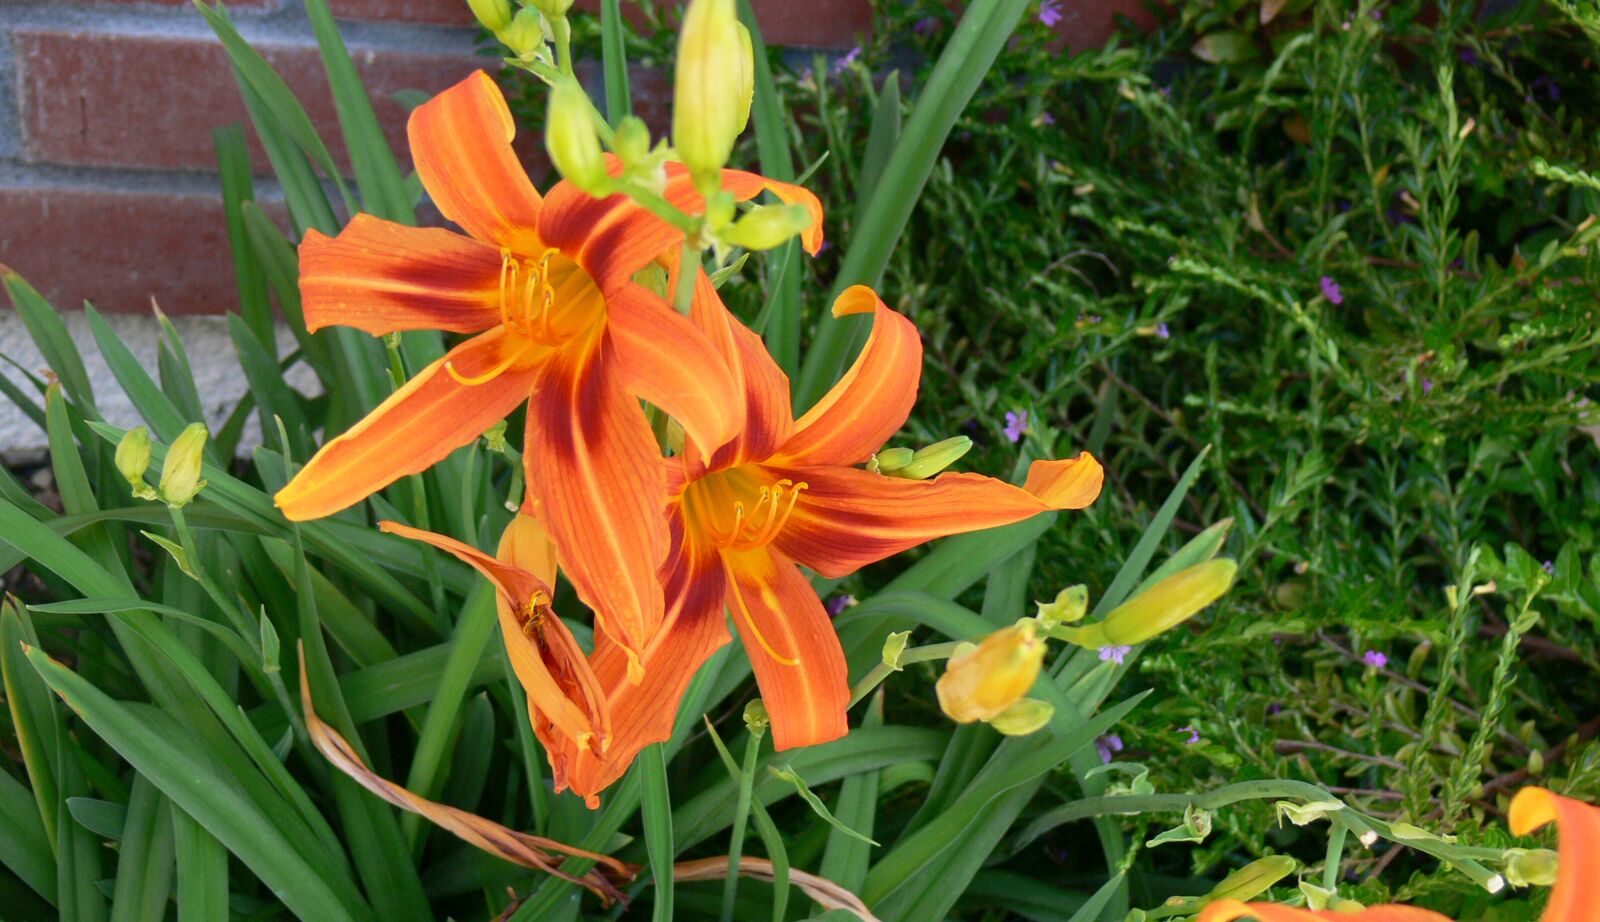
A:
[0, 0, 870, 316]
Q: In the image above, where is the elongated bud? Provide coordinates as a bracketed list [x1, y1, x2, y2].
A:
[890, 436, 974, 480]
[1503, 848, 1558, 887]
[1036, 585, 1088, 626]
[116, 426, 159, 501]
[868, 447, 915, 474]
[159, 423, 209, 507]
[935, 621, 1046, 723]
[467, 0, 512, 33]
[1054, 558, 1237, 648]
[500, 7, 545, 60]
[987, 697, 1054, 736]
[1204, 854, 1296, 902]
[673, 0, 748, 190]
[547, 78, 609, 194]
[723, 204, 814, 251]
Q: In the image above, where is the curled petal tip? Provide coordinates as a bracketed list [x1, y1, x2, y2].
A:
[831, 284, 883, 318]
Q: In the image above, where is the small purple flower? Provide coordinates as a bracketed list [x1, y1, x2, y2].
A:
[1319, 276, 1344, 305]
[1097, 644, 1131, 665]
[1177, 726, 1200, 745]
[912, 16, 940, 36]
[825, 594, 856, 617]
[830, 46, 861, 76]
[1003, 410, 1028, 444]
[1038, 0, 1063, 27]
[1362, 650, 1388, 669]
[1155, 321, 1170, 340]
[1094, 733, 1124, 764]
[1543, 560, 1556, 577]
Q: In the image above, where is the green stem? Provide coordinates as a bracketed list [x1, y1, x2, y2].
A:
[720, 727, 763, 922]
[847, 641, 961, 709]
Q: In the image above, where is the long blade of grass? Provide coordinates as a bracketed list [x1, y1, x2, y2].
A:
[794, 0, 1033, 408]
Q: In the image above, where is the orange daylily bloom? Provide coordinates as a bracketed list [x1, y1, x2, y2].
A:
[387, 511, 730, 808]
[274, 70, 822, 666]
[635, 278, 1104, 753]
[379, 516, 612, 759]
[1196, 786, 1600, 922]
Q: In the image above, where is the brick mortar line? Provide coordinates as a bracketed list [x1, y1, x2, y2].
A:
[0, 157, 289, 201]
[1, 0, 481, 55]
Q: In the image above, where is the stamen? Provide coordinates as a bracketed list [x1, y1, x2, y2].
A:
[722, 557, 799, 667]
[444, 344, 529, 386]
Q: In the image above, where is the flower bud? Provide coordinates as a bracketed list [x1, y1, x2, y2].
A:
[1036, 585, 1088, 626]
[868, 447, 916, 474]
[1054, 558, 1237, 649]
[1203, 854, 1296, 902]
[673, 0, 749, 190]
[116, 427, 160, 501]
[890, 436, 974, 480]
[723, 204, 814, 251]
[500, 7, 545, 60]
[987, 697, 1054, 736]
[546, 78, 609, 194]
[935, 621, 1046, 724]
[466, 0, 512, 33]
[1503, 847, 1559, 887]
[159, 423, 209, 507]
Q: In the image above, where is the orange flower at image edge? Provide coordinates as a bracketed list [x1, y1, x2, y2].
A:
[1197, 786, 1600, 922]
[273, 69, 822, 672]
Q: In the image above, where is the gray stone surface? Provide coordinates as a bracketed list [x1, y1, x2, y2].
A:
[0, 310, 322, 458]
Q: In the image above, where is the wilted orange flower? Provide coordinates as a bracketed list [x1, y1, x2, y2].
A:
[274, 70, 821, 668]
[546, 279, 1104, 786]
[1196, 786, 1599, 922]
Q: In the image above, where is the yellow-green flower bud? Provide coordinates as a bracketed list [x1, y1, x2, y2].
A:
[987, 697, 1054, 736]
[743, 698, 770, 734]
[159, 423, 209, 508]
[1203, 854, 1296, 902]
[935, 621, 1046, 724]
[467, 0, 512, 33]
[546, 78, 609, 194]
[673, 0, 748, 190]
[1036, 585, 1088, 626]
[500, 7, 544, 60]
[723, 204, 814, 252]
[1503, 847, 1559, 888]
[1053, 558, 1237, 649]
[868, 447, 915, 474]
[116, 427, 160, 501]
[890, 436, 974, 480]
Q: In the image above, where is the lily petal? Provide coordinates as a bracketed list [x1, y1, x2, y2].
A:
[720, 548, 849, 751]
[772, 454, 1104, 578]
[524, 336, 668, 665]
[780, 286, 921, 467]
[558, 519, 732, 805]
[376, 518, 610, 752]
[408, 70, 544, 252]
[604, 280, 742, 459]
[300, 214, 505, 336]
[539, 163, 825, 295]
[1196, 902, 1451, 922]
[276, 329, 539, 520]
[1509, 786, 1600, 922]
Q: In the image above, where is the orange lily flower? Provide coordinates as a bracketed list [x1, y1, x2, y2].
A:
[642, 278, 1103, 753]
[1196, 786, 1599, 922]
[274, 70, 822, 667]
[386, 511, 730, 808]
[378, 516, 612, 764]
